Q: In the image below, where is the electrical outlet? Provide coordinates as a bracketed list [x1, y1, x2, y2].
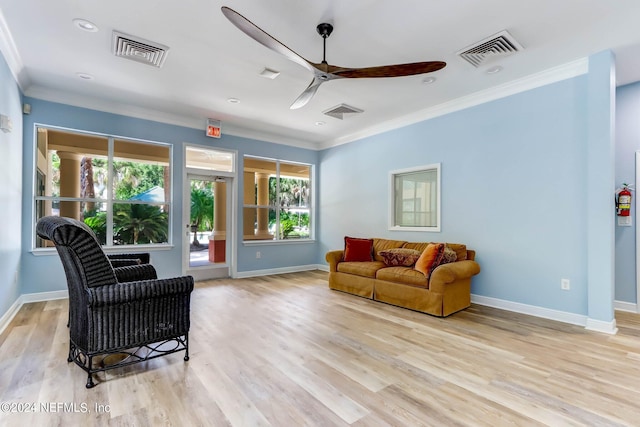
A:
[561, 279, 570, 290]
[256, 251, 261, 259]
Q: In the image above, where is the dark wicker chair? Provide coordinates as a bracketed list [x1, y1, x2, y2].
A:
[36, 216, 194, 388]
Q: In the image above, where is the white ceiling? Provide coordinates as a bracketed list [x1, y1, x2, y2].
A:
[2, 0, 640, 149]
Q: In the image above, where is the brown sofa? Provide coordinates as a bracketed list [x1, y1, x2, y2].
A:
[326, 238, 480, 317]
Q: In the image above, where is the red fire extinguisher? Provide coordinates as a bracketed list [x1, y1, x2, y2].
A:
[616, 184, 633, 216]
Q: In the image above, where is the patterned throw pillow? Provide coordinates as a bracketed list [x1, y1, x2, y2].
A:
[378, 248, 422, 267]
[440, 246, 458, 265]
[414, 243, 445, 278]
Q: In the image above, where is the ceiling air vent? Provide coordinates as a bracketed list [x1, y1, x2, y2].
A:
[323, 104, 363, 120]
[457, 30, 523, 68]
[112, 31, 169, 68]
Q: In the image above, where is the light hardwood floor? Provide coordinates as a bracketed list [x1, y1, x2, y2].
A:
[1, 270, 640, 426]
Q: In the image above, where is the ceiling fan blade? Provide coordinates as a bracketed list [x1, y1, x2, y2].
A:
[221, 7, 315, 73]
[290, 78, 324, 110]
[329, 61, 446, 78]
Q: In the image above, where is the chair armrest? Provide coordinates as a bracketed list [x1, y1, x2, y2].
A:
[87, 276, 195, 306]
[429, 260, 480, 293]
[110, 259, 142, 268]
[113, 264, 158, 282]
[325, 250, 344, 272]
[108, 253, 150, 264]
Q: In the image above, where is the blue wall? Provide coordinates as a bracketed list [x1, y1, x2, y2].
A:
[615, 81, 640, 304]
[20, 98, 319, 294]
[0, 45, 627, 325]
[0, 52, 23, 318]
[318, 60, 615, 319]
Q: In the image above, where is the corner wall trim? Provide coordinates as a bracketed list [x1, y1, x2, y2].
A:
[585, 318, 618, 335]
[0, 297, 23, 336]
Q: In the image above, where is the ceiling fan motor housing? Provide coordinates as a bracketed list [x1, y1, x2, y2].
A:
[316, 23, 334, 38]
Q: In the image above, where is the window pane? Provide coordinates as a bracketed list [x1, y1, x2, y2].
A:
[113, 140, 170, 201]
[185, 147, 233, 172]
[243, 156, 312, 241]
[393, 167, 438, 228]
[112, 203, 169, 245]
[244, 157, 277, 206]
[35, 128, 173, 249]
[35, 201, 107, 247]
[278, 162, 310, 209]
[243, 207, 275, 241]
[279, 208, 310, 239]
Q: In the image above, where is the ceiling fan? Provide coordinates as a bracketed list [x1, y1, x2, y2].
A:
[221, 6, 446, 109]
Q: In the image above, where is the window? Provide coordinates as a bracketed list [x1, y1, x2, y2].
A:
[389, 163, 441, 232]
[243, 156, 312, 241]
[34, 127, 171, 248]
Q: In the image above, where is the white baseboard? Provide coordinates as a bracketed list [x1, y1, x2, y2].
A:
[471, 294, 588, 327]
[472, 294, 623, 334]
[21, 290, 68, 303]
[235, 264, 323, 279]
[0, 297, 23, 336]
[0, 290, 68, 335]
[585, 318, 618, 335]
[614, 300, 638, 313]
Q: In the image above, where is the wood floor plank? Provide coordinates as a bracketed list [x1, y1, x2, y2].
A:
[2, 270, 640, 426]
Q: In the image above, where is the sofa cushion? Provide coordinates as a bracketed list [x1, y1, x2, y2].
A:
[378, 248, 422, 267]
[446, 243, 468, 261]
[376, 266, 429, 287]
[372, 238, 407, 262]
[344, 236, 374, 262]
[337, 261, 386, 278]
[415, 243, 445, 278]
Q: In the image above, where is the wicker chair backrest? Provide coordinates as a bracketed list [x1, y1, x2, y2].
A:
[36, 216, 117, 288]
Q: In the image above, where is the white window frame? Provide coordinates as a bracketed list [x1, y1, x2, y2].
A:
[389, 163, 441, 232]
[242, 155, 314, 243]
[32, 124, 173, 250]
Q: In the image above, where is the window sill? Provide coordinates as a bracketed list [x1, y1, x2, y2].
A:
[31, 244, 174, 256]
[388, 226, 441, 233]
[243, 239, 315, 246]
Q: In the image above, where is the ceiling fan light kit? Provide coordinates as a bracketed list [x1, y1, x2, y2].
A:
[221, 6, 445, 109]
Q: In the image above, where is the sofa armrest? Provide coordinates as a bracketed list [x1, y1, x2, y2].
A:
[325, 250, 344, 272]
[429, 260, 480, 293]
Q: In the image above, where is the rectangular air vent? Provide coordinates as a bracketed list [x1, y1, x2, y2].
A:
[457, 30, 523, 68]
[323, 103, 363, 120]
[112, 31, 169, 68]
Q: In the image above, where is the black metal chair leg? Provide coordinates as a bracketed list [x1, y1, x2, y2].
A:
[86, 374, 95, 389]
[184, 334, 190, 361]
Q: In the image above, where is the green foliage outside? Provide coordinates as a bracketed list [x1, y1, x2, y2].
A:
[79, 158, 168, 245]
[189, 182, 214, 245]
[84, 204, 168, 245]
[267, 177, 310, 239]
[113, 161, 165, 200]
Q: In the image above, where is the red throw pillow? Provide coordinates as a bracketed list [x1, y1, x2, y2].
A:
[344, 236, 374, 262]
[415, 243, 445, 278]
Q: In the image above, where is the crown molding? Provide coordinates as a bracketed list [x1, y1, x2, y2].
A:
[319, 58, 589, 150]
[24, 85, 318, 150]
[0, 9, 28, 90]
